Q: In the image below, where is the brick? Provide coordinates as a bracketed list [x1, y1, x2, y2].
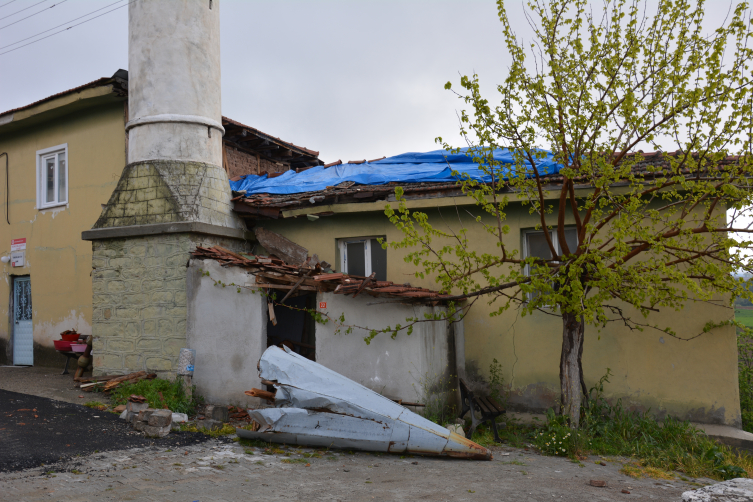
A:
[157, 319, 173, 336]
[94, 269, 120, 280]
[145, 357, 173, 371]
[150, 291, 173, 303]
[123, 201, 148, 217]
[127, 401, 149, 413]
[128, 176, 150, 190]
[163, 338, 185, 355]
[124, 354, 142, 369]
[125, 322, 139, 338]
[128, 245, 147, 256]
[137, 339, 161, 350]
[107, 281, 126, 293]
[142, 424, 171, 438]
[141, 306, 165, 319]
[165, 254, 186, 267]
[143, 319, 156, 335]
[205, 405, 229, 423]
[147, 409, 172, 427]
[115, 308, 138, 319]
[122, 293, 148, 306]
[99, 354, 123, 369]
[108, 339, 134, 352]
[175, 291, 187, 306]
[166, 306, 187, 319]
[98, 323, 124, 338]
[109, 257, 132, 268]
[142, 279, 163, 292]
[121, 267, 146, 280]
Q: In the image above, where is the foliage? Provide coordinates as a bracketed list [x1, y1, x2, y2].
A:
[739, 327, 753, 432]
[178, 422, 236, 437]
[488, 358, 506, 408]
[83, 401, 107, 411]
[415, 369, 457, 426]
[109, 378, 197, 415]
[384, 0, 753, 425]
[526, 369, 752, 480]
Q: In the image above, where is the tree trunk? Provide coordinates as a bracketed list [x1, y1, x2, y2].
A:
[560, 312, 585, 428]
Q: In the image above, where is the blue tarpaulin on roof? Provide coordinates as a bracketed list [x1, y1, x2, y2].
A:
[229, 147, 563, 195]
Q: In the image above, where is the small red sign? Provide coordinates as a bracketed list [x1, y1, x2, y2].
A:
[10, 238, 26, 251]
[319, 302, 327, 309]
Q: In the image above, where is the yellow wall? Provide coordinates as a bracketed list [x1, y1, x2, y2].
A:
[261, 199, 740, 426]
[0, 99, 126, 366]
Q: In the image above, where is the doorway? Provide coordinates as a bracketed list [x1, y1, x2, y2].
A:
[12, 276, 33, 366]
[266, 293, 316, 360]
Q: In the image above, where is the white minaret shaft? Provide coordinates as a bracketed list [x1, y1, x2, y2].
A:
[126, 0, 223, 165]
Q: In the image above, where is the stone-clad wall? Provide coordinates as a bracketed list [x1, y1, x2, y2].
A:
[91, 233, 250, 377]
[93, 160, 241, 230]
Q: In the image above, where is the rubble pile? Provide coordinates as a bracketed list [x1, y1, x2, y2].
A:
[120, 395, 172, 438]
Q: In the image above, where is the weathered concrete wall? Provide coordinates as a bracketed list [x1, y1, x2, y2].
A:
[91, 233, 250, 377]
[186, 259, 266, 407]
[93, 160, 240, 229]
[127, 0, 223, 165]
[0, 99, 127, 367]
[260, 200, 742, 427]
[315, 291, 458, 407]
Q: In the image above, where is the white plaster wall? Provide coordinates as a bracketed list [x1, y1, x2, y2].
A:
[128, 0, 223, 165]
[315, 292, 458, 405]
[186, 259, 266, 407]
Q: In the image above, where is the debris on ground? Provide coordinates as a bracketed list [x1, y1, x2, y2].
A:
[681, 478, 753, 501]
[78, 371, 157, 392]
[237, 346, 492, 460]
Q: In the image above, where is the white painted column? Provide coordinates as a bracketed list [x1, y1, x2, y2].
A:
[127, 0, 223, 165]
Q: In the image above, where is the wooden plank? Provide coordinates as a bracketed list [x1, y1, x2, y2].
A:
[254, 227, 308, 265]
[257, 283, 318, 292]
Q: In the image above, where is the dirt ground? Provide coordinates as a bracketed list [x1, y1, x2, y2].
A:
[0, 365, 109, 406]
[0, 366, 717, 500]
[0, 439, 705, 501]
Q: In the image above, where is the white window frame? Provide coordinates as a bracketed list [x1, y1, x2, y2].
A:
[522, 227, 578, 301]
[338, 238, 373, 276]
[36, 143, 68, 210]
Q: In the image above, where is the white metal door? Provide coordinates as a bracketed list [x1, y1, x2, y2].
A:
[12, 277, 33, 366]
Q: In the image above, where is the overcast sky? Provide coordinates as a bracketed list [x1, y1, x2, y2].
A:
[0, 0, 517, 163]
[0, 0, 738, 163]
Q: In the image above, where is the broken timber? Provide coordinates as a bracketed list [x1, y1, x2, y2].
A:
[236, 346, 492, 460]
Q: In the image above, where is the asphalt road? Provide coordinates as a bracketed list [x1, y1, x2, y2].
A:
[0, 389, 212, 472]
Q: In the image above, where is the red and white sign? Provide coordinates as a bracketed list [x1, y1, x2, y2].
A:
[319, 302, 327, 309]
[10, 238, 26, 251]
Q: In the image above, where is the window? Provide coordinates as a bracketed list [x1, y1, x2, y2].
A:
[523, 227, 579, 300]
[338, 237, 387, 281]
[36, 144, 68, 209]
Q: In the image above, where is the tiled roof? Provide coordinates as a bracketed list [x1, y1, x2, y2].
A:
[232, 151, 744, 214]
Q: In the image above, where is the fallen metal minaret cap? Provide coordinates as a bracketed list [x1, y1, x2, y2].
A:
[237, 346, 492, 461]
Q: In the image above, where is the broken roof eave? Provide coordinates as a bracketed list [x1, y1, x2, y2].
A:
[233, 181, 637, 219]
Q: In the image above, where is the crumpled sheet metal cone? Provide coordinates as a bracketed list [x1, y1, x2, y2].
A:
[236, 346, 492, 460]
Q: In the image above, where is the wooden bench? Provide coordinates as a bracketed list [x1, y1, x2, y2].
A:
[458, 377, 505, 442]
